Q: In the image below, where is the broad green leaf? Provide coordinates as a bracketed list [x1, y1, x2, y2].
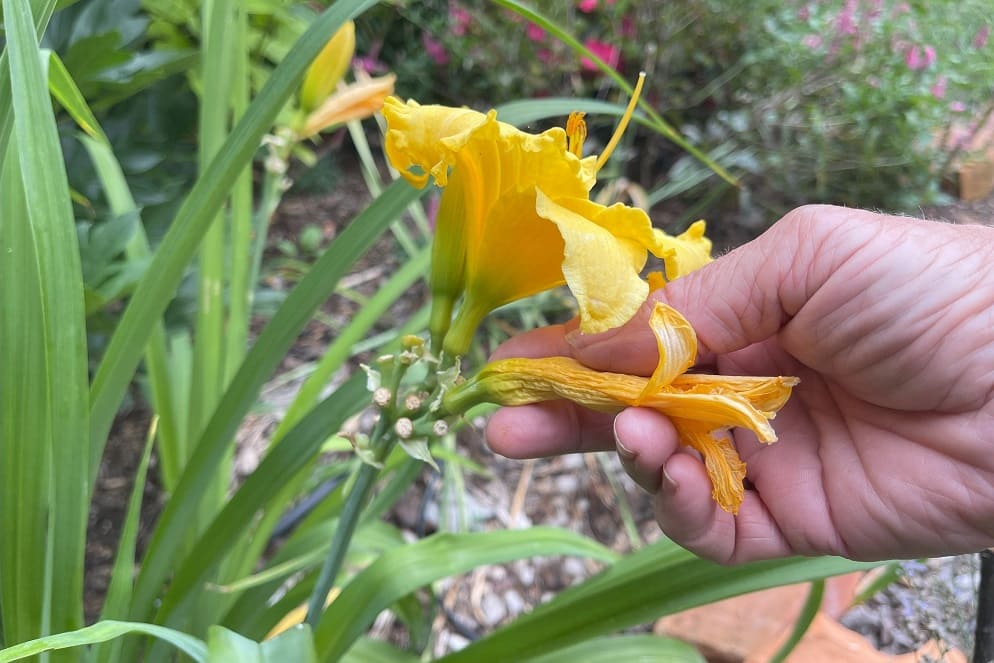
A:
[0, 621, 207, 662]
[523, 635, 705, 663]
[205, 625, 317, 663]
[128, 179, 423, 625]
[88, 0, 380, 462]
[2, 0, 90, 648]
[439, 541, 879, 662]
[314, 528, 620, 660]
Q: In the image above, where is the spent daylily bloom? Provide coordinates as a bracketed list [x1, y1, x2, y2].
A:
[300, 72, 396, 139]
[444, 303, 798, 514]
[382, 75, 711, 355]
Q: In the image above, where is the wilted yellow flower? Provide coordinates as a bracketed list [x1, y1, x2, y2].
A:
[300, 73, 396, 138]
[382, 75, 709, 355]
[443, 302, 798, 514]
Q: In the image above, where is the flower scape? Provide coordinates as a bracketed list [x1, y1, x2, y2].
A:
[381, 77, 798, 515]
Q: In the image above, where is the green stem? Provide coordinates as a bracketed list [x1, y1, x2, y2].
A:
[304, 420, 396, 627]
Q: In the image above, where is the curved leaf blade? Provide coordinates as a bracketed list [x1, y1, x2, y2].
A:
[0, 621, 207, 663]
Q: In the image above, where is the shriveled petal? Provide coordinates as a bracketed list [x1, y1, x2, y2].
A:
[671, 374, 800, 415]
[634, 388, 779, 443]
[673, 419, 748, 515]
[536, 190, 651, 333]
[653, 220, 713, 281]
[640, 302, 697, 397]
[301, 74, 396, 138]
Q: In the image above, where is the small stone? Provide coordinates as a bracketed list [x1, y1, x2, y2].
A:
[479, 593, 506, 625]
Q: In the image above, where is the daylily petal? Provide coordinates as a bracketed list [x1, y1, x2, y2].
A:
[536, 191, 651, 333]
[640, 302, 697, 396]
[673, 420, 748, 515]
[653, 220, 713, 281]
[671, 374, 800, 414]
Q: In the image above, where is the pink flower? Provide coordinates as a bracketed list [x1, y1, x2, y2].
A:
[354, 55, 388, 75]
[581, 38, 620, 71]
[801, 34, 822, 50]
[578, 0, 598, 12]
[422, 32, 449, 66]
[834, 0, 858, 37]
[450, 5, 473, 37]
[904, 44, 935, 70]
[974, 25, 991, 49]
[950, 101, 967, 113]
[930, 75, 947, 99]
[526, 22, 546, 43]
[537, 48, 554, 64]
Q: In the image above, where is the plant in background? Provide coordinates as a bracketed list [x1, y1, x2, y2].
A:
[0, 1, 880, 661]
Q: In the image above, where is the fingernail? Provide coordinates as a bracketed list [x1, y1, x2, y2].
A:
[613, 418, 638, 461]
[661, 464, 679, 496]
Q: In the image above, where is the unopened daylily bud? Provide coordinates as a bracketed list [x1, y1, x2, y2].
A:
[300, 21, 356, 114]
[373, 387, 392, 408]
[394, 417, 414, 439]
[432, 420, 448, 437]
[404, 393, 422, 412]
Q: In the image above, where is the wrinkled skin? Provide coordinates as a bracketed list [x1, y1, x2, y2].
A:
[487, 205, 994, 563]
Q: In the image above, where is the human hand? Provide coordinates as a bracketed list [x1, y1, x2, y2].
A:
[487, 205, 994, 563]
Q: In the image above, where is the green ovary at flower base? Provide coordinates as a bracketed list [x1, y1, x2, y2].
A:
[381, 74, 713, 356]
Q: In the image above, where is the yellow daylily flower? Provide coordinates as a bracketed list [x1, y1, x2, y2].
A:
[443, 302, 798, 515]
[383, 74, 710, 355]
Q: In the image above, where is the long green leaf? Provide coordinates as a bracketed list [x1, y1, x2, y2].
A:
[0, 0, 53, 168]
[342, 638, 419, 663]
[0, 136, 49, 649]
[129, 180, 423, 623]
[0, 621, 207, 663]
[523, 635, 705, 663]
[314, 528, 620, 660]
[494, 97, 649, 129]
[2, 0, 90, 648]
[88, 0, 379, 462]
[153, 374, 367, 625]
[439, 541, 879, 662]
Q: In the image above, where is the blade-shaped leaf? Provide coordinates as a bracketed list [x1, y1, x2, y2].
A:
[129, 180, 423, 623]
[88, 0, 379, 462]
[439, 541, 879, 662]
[314, 528, 620, 660]
[0, 621, 207, 663]
[522, 635, 705, 663]
[205, 625, 317, 663]
[2, 0, 90, 648]
[0, 0, 54, 164]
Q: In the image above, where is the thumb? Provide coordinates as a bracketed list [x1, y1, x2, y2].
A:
[568, 205, 869, 372]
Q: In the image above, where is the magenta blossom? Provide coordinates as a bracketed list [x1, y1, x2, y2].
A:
[526, 22, 546, 42]
[422, 32, 449, 66]
[450, 5, 472, 37]
[974, 25, 991, 49]
[801, 34, 823, 50]
[904, 44, 936, 71]
[581, 38, 620, 71]
[578, 0, 598, 12]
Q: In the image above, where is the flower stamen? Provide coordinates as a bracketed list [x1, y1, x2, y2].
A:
[595, 72, 646, 173]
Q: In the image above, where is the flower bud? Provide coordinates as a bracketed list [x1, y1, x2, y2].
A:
[372, 387, 392, 408]
[432, 420, 449, 437]
[300, 21, 356, 114]
[394, 417, 414, 439]
[404, 393, 422, 412]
